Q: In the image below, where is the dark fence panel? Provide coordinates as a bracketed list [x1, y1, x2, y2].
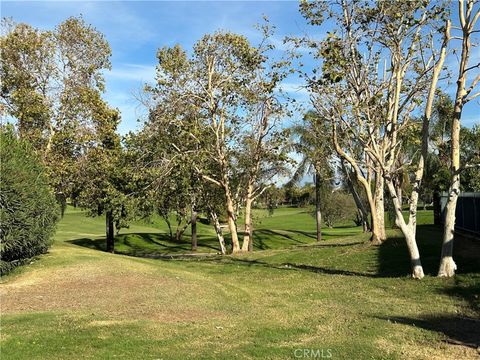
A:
[439, 192, 480, 235]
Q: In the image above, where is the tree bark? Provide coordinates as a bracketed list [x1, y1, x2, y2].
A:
[374, 168, 387, 242]
[438, 4, 473, 277]
[106, 210, 114, 253]
[175, 218, 191, 242]
[341, 161, 370, 232]
[162, 214, 173, 241]
[191, 209, 198, 251]
[385, 179, 424, 278]
[438, 107, 461, 277]
[211, 211, 227, 255]
[242, 183, 254, 251]
[314, 168, 322, 241]
[367, 188, 383, 245]
[224, 185, 240, 253]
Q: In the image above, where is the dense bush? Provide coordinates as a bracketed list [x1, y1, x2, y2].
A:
[0, 128, 58, 274]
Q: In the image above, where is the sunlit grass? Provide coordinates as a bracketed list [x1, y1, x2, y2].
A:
[1, 207, 478, 359]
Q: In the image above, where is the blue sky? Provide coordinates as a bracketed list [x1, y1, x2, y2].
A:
[2, 1, 479, 134]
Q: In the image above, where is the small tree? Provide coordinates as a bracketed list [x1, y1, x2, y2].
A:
[76, 107, 132, 253]
[320, 191, 357, 228]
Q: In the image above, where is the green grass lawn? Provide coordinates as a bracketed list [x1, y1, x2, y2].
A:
[65, 206, 365, 256]
[1, 207, 479, 359]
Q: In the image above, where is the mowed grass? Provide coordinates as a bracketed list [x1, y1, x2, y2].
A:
[1, 207, 479, 359]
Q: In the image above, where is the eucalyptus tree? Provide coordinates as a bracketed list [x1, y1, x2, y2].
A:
[149, 29, 288, 253]
[0, 16, 112, 208]
[236, 40, 293, 252]
[297, 1, 388, 244]
[438, 0, 480, 277]
[299, 0, 450, 278]
[131, 98, 204, 243]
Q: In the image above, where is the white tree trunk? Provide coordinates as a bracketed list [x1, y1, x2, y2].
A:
[438, 1, 474, 276]
[211, 211, 227, 255]
[374, 169, 387, 241]
[241, 183, 254, 252]
[438, 172, 460, 277]
[386, 179, 425, 279]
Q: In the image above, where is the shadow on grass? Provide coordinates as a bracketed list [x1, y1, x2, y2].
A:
[378, 224, 480, 277]
[377, 314, 480, 348]
[375, 225, 480, 348]
[68, 232, 221, 255]
[203, 257, 378, 278]
[68, 223, 478, 280]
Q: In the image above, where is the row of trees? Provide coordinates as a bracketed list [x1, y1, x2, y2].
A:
[297, 0, 479, 278]
[1, 1, 478, 278]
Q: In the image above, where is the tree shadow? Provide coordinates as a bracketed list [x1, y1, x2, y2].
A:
[253, 229, 305, 246]
[377, 224, 480, 277]
[376, 314, 480, 348]
[68, 232, 221, 255]
[374, 225, 480, 348]
[69, 237, 105, 251]
[194, 256, 378, 278]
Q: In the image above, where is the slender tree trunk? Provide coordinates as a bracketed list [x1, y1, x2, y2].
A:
[224, 187, 240, 253]
[106, 210, 114, 253]
[175, 218, 191, 242]
[191, 209, 198, 251]
[314, 169, 322, 241]
[438, 7, 471, 277]
[366, 188, 382, 245]
[342, 161, 370, 232]
[211, 211, 227, 255]
[374, 169, 387, 241]
[396, 181, 403, 209]
[385, 179, 424, 279]
[331, 119, 380, 244]
[362, 219, 369, 233]
[163, 214, 173, 241]
[242, 183, 254, 251]
[438, 111, 461, 277]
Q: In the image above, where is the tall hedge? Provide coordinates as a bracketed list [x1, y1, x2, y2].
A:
[0, 128, 59, 274]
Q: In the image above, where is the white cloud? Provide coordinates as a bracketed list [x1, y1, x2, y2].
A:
[280, 81, 309, 95]
[105, 64, 156, 82]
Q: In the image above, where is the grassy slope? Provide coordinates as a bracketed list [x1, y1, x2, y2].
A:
[1, 208, 479, 359]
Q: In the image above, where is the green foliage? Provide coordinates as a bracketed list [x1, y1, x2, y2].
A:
[76, 108, 135, 234]
[320, 191, 357, 228]
[461, 125, 480, 191]
[289, 110, 334, 186]
[1, 16, 113, 205]
[0, 128, 58, 274]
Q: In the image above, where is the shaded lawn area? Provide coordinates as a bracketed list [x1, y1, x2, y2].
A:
[65, 206, 365, 256]
[1, 207, 479, 359]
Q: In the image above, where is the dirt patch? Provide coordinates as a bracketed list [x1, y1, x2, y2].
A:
[1, 259, 222, 323]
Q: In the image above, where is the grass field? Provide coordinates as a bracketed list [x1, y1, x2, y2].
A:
[1, 207, 479, 359]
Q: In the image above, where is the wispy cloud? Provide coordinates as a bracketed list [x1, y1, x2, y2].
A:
[106, 64, 156, 82]
[279, 81, 310, 96]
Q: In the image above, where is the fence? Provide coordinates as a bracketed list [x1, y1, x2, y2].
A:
[438, 192, 480, 236]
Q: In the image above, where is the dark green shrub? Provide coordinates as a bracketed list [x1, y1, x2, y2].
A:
[0, 128, 58, 275]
